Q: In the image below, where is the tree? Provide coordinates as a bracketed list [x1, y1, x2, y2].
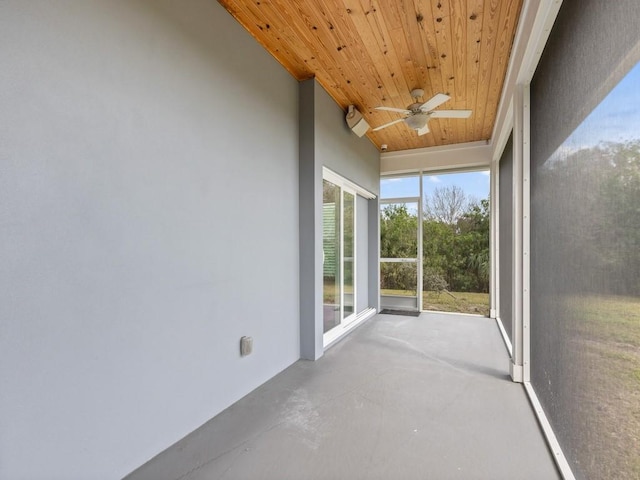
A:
[422, 197, 490, 293]
[424, 185, 469, 224]
[382, 191, 491, 295]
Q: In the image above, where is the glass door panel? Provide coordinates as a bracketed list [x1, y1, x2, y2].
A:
[323, 179, 341, 334]
[343, 191, 355, 319]
[323, 175, 359, 341]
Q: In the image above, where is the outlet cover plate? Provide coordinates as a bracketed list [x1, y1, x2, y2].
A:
[240, 336, 253, 356]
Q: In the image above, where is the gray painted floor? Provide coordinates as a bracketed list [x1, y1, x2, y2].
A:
[126, 313, 560, 480]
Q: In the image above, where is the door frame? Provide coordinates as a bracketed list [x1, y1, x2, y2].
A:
[379, 196, 422, 312]
[322, 168, 373, 346]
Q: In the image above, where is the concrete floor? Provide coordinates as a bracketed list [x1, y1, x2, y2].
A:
[126, 313, 560, 480]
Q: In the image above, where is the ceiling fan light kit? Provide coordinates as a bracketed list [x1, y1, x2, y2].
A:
[405, 113, 429, 130]
[373, 91, 472, 137]
[345, 105, 370, 137]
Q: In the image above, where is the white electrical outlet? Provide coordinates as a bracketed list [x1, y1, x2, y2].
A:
[240, 336, 253, 356]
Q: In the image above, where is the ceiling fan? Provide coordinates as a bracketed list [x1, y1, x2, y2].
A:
[373, 89, 472, 136]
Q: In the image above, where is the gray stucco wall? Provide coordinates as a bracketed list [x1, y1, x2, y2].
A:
[0, 1, 299, 478]
[315, 79, 380, 322]
[314, 84, 381, 195]
[299, 79, 380, 360]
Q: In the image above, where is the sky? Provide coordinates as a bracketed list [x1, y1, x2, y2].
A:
[549, 61, 640, 162]
[573, 61, 640, 147]
[381, 170, 490, 202]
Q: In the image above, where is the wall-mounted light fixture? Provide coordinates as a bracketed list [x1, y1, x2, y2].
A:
[345, 105, 370, 137]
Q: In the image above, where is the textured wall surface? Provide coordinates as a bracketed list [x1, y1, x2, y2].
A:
[0, 1, 300, 478]
[314, 82, 380, 196]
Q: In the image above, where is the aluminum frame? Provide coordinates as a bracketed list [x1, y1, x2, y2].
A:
[322, 169, 373, 347]
[379, 195, 421, 312]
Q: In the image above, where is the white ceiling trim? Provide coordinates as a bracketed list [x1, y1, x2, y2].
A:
[380, 140, 491, 175]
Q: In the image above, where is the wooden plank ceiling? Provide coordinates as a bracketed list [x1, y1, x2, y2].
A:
[218, 0, 522, 152]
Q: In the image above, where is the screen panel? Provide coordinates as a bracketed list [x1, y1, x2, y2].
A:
[422, 171, 490, 315]
[498, 133, 513, 344]
[530, 1, 640, 477]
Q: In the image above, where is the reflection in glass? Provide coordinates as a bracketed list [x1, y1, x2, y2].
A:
[343, 192, 354, 318]
[323, 180, 341, 334]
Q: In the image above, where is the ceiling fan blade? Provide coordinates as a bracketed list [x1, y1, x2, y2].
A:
[417, 124, 430, 136]
[375, 106, 412, 114]
[418, 93, 450, 112]
[372, 118, 405, 131]
[430, 109, 473, 118]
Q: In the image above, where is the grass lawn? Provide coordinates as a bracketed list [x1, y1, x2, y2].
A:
[562, 294, 640, 479]
[380, 289, 489, 316]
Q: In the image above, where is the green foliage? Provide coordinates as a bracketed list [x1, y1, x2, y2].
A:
[380, 194, 490, 295]
[380, 204, 418, 292]
[380, 204, 417, 258]
[380, 204, 419, 291]
[422, 197, 490, 293]
[380, 262, 417, 292]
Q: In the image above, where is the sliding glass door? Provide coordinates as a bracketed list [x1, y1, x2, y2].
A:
[323, 179, 342, 333]
[323, 176, 357, 342]
[343, 191, 355, 319]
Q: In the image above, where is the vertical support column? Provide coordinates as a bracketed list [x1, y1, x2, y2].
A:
[417, 171, 423, 311]
[299, 79, 323, 361]
[368, 197, 380, 312]
[522, 84, 531, 382]
[511, 84, 525, 382]
[490, 158, 500, 319]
